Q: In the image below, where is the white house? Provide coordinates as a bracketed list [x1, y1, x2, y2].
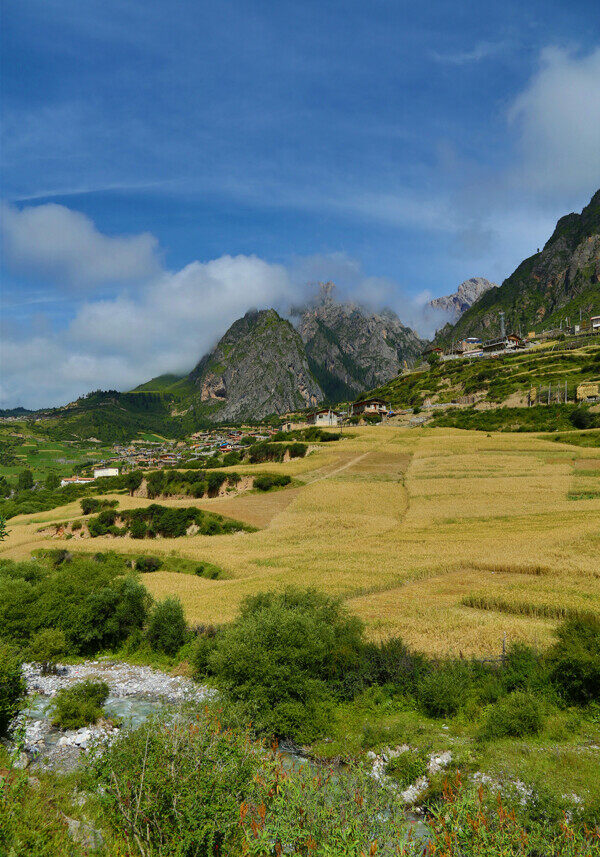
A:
[591, 316, 600, 332]
[351, 398, 389, 416]
[307, 409, 341, 427]
[93, 467, 120, 478]
[60, 476, 95, 487]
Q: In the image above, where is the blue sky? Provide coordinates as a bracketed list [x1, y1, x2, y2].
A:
[2, 0, 600, 407]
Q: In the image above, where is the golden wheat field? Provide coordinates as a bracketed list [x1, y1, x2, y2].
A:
[2, 426, 599, 656]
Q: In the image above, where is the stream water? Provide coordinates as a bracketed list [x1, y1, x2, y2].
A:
[15, 661, 429, 842]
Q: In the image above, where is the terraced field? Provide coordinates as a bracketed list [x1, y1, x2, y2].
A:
[2, 426, 599, 656]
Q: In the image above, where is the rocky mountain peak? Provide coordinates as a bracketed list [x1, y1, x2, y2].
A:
[429, 278, 497, 321]
[188, 308, 322, 421]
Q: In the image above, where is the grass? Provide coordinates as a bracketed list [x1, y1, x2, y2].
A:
[2, 425, 600, 657]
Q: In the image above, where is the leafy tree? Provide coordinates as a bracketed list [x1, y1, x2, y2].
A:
[125, 470, 143, 495]
[147, 597, 188, 656]
[17, 469, 34, 490]
[27, 628, 67, 674]
[0, 644, 26, 735]
[548, 615, 600, 704]
[0, 515, 7, 541]
[44, 472, 60, 490]
[0, 476, 11, 498]
[206, 588, 364, 741]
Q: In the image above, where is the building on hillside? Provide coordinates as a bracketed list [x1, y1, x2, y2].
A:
[351, 398, 389, 416]
[307, 408, 341, 427]
[457, 337, 481, 353]
[93, 467, 119, 478]
[60, 476, 95, 487]
[591, 316, 600, 332]
[577, 382, 600, 401]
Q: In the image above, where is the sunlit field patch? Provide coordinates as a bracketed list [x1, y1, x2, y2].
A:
[2, 425, 599, 656]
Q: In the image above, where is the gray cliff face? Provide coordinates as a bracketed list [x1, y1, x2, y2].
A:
[296, 285, 426, 400]
[429, 278, 497, 320]
[188, 309, 322, 421]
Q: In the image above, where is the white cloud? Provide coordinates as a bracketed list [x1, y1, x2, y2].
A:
[508, 46, 600, 195]
[1, 202, 161, 287]
[0, 254, 295, 409]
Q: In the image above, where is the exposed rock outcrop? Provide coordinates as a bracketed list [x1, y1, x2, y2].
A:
[188, 309, 322, 421]
[296, 283, 426, 400]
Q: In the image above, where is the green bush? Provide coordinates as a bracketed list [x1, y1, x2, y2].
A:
[549, 615, 600, 704]
[147, 597, 188, 656]
[480, 691, 544, 740]
[130, 518, 147, 539]
[80, 497, 100, 515]
[135, 555, 162, 573]
[364, 636, 428, 694]
[87, 711, 269, 857]
[501, 642, 545, 692]
[18, 470, 34, 490]
[27, 628, 66, 674]
[0, 645, 26, 735]
[417, 663, 471, 718]
[0, 554, 150, 655]
[385, 750, 428, 788]
[52, 680, 109, 730]
[253, 473, 291, 491]
[206, 587, 364, 741]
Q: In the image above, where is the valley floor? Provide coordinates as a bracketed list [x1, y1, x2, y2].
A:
[2, 425, 599, 657]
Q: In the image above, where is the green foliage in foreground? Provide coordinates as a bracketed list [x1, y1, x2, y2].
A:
[27, 628, 67, 674]
[52, 680, 110, 730]
[147, 597, 188, 656]
[0, 645, 26, 735]
[198, 588, 365, 742]
[80, 710, 600, 856]
[0, 553, 150, 654]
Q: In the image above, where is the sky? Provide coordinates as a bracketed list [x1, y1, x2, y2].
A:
[1, 0, 600, 408]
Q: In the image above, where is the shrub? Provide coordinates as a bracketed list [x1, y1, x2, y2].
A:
[364, 636, 428, 694]
[70, 520, 82, 531]
[130, 518, 147, 539]
[501, 642, 545, 692]
[385, 750, 428, 788]
[125, 470, 143, 495]
[548, 615, 600, 704]
[18, 470, 34, 490]
[569, 407, 595, 429]
[207, 587, 364, 741]
[27, 628, 66, 674]
[87, 711, 269, 857]
[0, 555, 150, 655]
[44, 472, 60, 490]
[52, 680, 109, 730]
[0, 645, 26, 735]
[417, 663, 471, 717]
[253, 473, 291, 491]
[135, 555, 162, 573]
[80, 497, 100, 515]
[480, 691, 544, 740]
[147, 597, 188, 656]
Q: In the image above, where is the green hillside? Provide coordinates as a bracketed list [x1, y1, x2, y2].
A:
[133, 373, 187, 392]
[435, 189, 600, 345]
[367, 341, 600, 410]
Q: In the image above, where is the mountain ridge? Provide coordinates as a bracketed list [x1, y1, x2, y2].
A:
[435, 189, 600, 344]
